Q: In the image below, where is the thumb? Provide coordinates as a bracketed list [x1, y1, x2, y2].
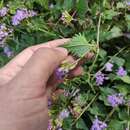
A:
[8, 47, 68, 97]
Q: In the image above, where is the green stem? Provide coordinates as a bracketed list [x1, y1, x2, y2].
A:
[104, 107, 116, 122]
[87, 14, 101, 93]
[89, 14, 101, 73]
[87, 73, 96, 93]
[127, 106, 130, 130]
[73, 93, 99, 125]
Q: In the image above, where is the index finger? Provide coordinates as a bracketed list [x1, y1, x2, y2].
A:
[1, 39, 70, 79]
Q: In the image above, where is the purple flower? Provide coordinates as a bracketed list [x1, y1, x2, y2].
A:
[47, 120, 52, 130]
[117, 67, 127, 77]
[12, 9, 37, 25]
[0, 24, 13, 41]
[59, 109, 69, 120]
[107, 93, 125, 107]
[57, 127, 63, 130]
[126, 1, 130, 6]
[48, 99, 52, 107]
[55, 67, 69, 80]
[0, 7, 8, 17]
[91, 117, 107, 130]
[3, 46, 13, 57]
[95, 71, 107, 86]
[105, 62, 113, 72]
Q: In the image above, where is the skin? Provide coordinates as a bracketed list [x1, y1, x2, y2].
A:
[0, 39, 92, 130]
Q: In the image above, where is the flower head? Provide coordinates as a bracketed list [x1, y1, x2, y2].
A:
[59, 109, 69, 120]
[12, 8, 37, 25]
[91, 117, 107, 130]
[95, 71, 107, 86]
[105, 62, 113, 72]
[107, 93, 125, 107]
[47, 120, 52, 130]
[3, 46, 13, 57]
[126, 1, 130, 6]
[0, 7, 8, 17]
[0, 24, 13, 41]
[48, 99, 52, 108]
[117, 67, 127, 77]
[55, 67, 69, 80]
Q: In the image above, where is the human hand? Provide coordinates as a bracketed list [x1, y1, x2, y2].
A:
[0, 39, 92, 130]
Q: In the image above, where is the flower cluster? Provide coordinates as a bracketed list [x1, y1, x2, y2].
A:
[0, 7, 8, 17]
[3, 46, 13, 57]
[105, 62, 113, 72]
[95, 71, 108, 86]
[59, 109, 70, 120]
[107, 93, 125, 107]
[55, 67, 69, 80]
[0, 24, 13, 42]
[91, 117, 107, 130]
[12, 8, 37, 25]
[47, 120, 52, 130]
[117, 67, 127, 77]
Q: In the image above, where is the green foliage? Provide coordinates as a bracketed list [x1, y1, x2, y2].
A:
[62, 34, 96, 57]
[0, 0, 130, 130]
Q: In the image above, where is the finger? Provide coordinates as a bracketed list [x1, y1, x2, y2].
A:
[1, 39, 69, 80]
[8, 47, 68, 98]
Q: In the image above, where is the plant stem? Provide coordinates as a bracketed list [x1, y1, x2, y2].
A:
[72, 93, 99, 125]
[87, 14, 101, 93]
[87, 73, 96, 93]
[127, 106, 130, 130]
[89, 14, 101, 73]
[104, 107, 116, 122]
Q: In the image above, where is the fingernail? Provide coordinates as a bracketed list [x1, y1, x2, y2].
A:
[55, 47, 68, 56]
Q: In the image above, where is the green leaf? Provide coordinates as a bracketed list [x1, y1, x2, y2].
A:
[76, 118, 88, 130]
[62, 34, 96, 57]
[99, 49, 107, 59]
[125, 53, 130, 72]
[35, 0, 48, 9]
[100, 27, 122, 42]
[116, 84, 130, 95]
[125, 14, 130, 30]
[116, 2, 126, 9]
[108, 120, 125, 130]
[118, 108, 130, 121]
[76, 0, 88, 19]
[103, 9, 119, 20]
[120, 76, 130, 84]
[111, 56, 125, 66]
[63, 0, 73, 10]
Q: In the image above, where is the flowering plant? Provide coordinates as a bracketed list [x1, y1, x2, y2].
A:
[0, 0, 130, 130]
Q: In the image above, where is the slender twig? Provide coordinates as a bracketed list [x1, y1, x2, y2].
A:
[72, 93, 99, 125]
[87, 14, 102, 93]
[127, 106, 130, 130]
[104, 107, 116, 122]
[89, 14, 101, 73]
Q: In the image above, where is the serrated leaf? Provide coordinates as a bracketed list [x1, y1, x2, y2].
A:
[62, 34, 96, 58]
